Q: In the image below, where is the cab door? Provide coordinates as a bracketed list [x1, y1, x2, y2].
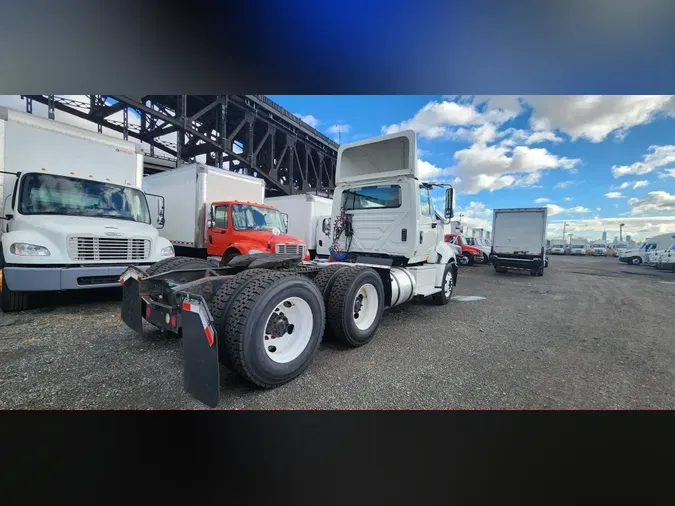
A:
[416, 186, 438, 262]
[208, 204, 230, 256]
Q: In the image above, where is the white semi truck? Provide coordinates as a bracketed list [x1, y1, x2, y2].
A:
[118, 129, 458, 407]
[489, 207, 548, 276]
[265, 193, 332, 259]
[0, 107, 173, 312]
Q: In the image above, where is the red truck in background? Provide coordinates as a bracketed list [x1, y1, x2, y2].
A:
[444, 233, 487, 266]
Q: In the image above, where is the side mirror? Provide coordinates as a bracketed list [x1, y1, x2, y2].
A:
[282, 212, 289, 231]
[445, 187, 454, 219]
[156, 197, 165, 229]
[207, 205, 215, 229]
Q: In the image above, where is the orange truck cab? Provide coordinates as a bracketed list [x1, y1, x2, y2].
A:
[209, 200, 310, 265]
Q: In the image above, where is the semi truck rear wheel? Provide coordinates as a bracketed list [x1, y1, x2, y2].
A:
[223, 272, 325, 388]
[208, 268, 276, 368]
[326, 267, 384, 347]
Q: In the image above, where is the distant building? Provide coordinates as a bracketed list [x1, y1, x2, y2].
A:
[626, 235, 632, 242]
[602, 231, 607, 241]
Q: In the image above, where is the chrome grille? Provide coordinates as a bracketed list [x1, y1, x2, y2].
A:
[68, 236, 151, 261]
[275, 244, 305, 256]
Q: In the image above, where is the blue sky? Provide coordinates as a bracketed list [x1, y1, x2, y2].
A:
[269, 95, 675, 241]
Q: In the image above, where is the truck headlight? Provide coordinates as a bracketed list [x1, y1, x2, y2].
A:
[160, 245, 174, 257]
[10, 243, 51, 256]
[248, 249, 269, 254]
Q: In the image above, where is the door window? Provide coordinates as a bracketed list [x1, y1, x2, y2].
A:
[214, 205, 228, 229]
[420, 188, 432, 217]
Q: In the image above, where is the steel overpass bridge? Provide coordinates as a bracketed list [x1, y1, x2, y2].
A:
[20, 95, 339, 197]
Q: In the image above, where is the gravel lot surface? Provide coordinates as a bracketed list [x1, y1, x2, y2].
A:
[1, 255, 674, 409]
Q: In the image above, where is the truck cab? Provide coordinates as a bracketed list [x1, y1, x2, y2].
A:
[208, 200, 309, 265]
[444, 233, 484, 265]
[0, 107, 173, 312]
[570, 242, 588, 255]
[550, 241, 566, 255]
[590, 242, 608, 256]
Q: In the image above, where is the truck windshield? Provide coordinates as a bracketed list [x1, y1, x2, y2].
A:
[231, 204, 287, 233]
[572, 244, 585, 249]
[18, 172, 150, 224]
[591, 244, 605, 248]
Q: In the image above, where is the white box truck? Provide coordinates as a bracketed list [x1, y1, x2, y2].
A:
[490, 207, 548, 276]
[265, 193, 332, 259]
[0, 106, 174, 312]
[142, 163, 309, 266]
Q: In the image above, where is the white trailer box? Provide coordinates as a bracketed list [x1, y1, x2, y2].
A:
[0, 106, 173, 312]
[142, 163, 265, 251]
[490, 207, 548, 276]
[265, 193, 333, 258]
[472, 228, 484, 239]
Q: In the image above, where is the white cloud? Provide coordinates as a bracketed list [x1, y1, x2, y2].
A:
[659, 168, 675, 179]
[555, 180, 575, 189]
[546, 204, 565, 216]
[605, 192, 625, 199]
[524, 95, 675, 143]
[596, 208, 601, 211]
[446, 143, 580, 194]
[628, 191, 675, 215]
[613, 180, 651, 190]
[546, 204, 591, 216]
[564, 197, 573, 202]
[381, 99, 483, 139]
[454, 200, 493, 231]
[534, 197, 550, 204]
[503, 128, 564, 145]
[632, 180, 649, 189]
[295, 113, 320, 128]
[327, 123, 351, 135]
[612, 145, 675, 177]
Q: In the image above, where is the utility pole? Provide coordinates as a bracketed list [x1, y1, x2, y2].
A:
[562, 222, 568, 244]
[620, 223, 625, 241]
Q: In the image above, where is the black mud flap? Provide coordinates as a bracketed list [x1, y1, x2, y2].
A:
[121, 278, 144, 335]
[181, 299, 220, 408]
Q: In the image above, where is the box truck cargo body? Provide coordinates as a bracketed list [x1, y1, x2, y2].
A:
[142, 163, 309, 264]
[490, 207, 548, 276]
[0, 106, 173, 312]
[265, 193, 333, 259]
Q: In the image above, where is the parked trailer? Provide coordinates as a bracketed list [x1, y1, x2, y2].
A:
[265, 193, 333, 259]
[490, 207, 548, 276]
[119, 130, 459, 407]
[142, 163, 309, 266]
[0, 107, 172, 312]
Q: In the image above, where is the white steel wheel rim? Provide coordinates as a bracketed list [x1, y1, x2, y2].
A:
[444, 270, 453, 298]
[263, 296, 314, 364]
[353, 283, 379, 331]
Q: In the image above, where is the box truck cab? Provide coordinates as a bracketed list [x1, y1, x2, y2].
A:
[550, 240, 566, 255]
[570, 241, 588, 255]
[209, 200, 309, 265]
[444, 233, 485, 265]
[142, 163, 309, 267]
[590, 242, 608, 256]
[0, 107, 173, 312]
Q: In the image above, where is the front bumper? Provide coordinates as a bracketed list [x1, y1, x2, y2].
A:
[3, 264, 152, 291]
